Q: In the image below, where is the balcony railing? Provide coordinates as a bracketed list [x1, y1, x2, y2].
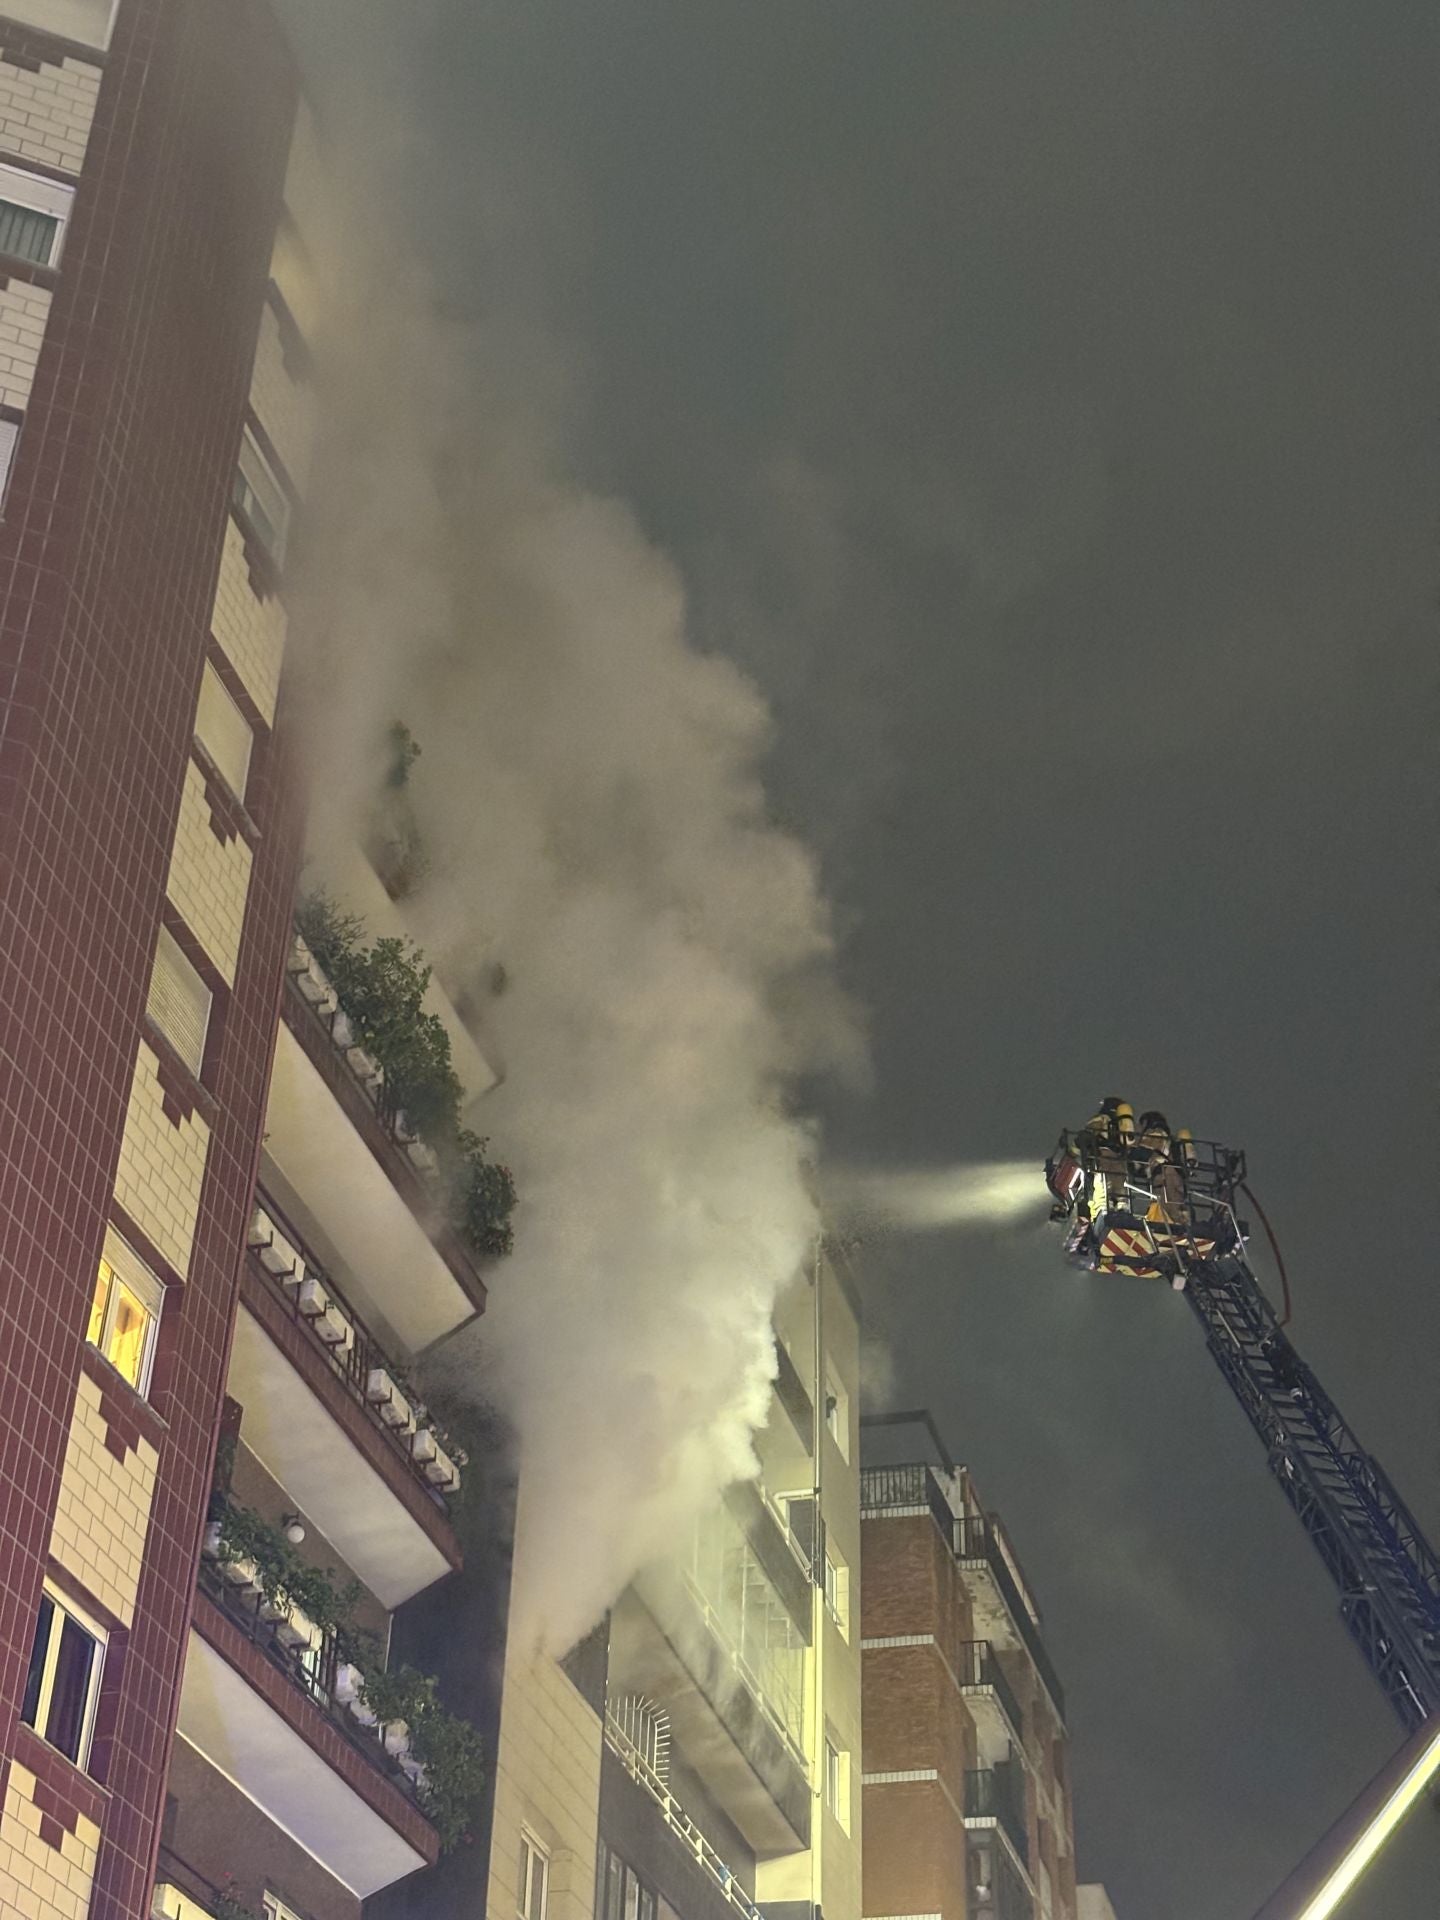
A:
[860, 1461, 957, 1537]
[247, 1188, 462, 1501]
[604, 1708, 766, 1920]
[954, 1518, 1065, 1722]
[195, 1553, 421, 1802]
[964, 1764, 1029, 1866]
[957, 1640, 1024, 1742]
[967, 1837, 1034, 1920]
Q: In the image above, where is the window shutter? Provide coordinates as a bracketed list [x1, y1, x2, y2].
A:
[194, 661, 253, 800]
[146, 927, 211, 1076]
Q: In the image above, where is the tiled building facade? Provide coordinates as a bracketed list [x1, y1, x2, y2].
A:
[0, 0, 306, 1915]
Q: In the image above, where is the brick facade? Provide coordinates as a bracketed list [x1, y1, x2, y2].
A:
[0, 4, 303, 1918]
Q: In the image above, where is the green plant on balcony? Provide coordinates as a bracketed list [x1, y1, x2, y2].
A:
[357, 1664, 486, 1850]
[210, 1499, 484, 1850]
[295, 891, 516, 1261]
[212, 1896, 262, 1920]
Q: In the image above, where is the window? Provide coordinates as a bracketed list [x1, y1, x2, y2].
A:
[824, 1738, 851, 1833]
[824, 1365, 850, 1460]
[146, 924, 212, 1077]
[233, 425, 290, 568]
[264, 1896, 305, 1920]
[0, 163, 74, 269]
[518, 1831, 549, 1920]
[21, 1587, 105, 1769]
[86, 1230, 162, 1394]
[194, 660, 253, 802]
[0, 413, 19, 507]
[824, 1544, 850, 1640]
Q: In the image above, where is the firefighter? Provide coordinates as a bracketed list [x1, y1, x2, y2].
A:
[1082, 1096, 1130, 1214]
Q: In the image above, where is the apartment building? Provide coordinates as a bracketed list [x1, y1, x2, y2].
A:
[860, 1415, 1076, 1920]
[0, 1, 510, 1916]
[483, 1244, 864, 1920]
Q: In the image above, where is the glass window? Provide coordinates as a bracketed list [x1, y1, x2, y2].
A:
[87, 1233, 163, 1395]
[146, 924, 212, 1078]
[519, 1832, 549, 1920]
[0, 164, 73, 268]
[825, 1738, 851, 1832]
[824, 1546, 850, 1639]
[264, 1896, 305, 1920]
[824, 1366, 850, 1460]
[21, 1586, 104, 1769]
[194, 660, 253, 802]
[233, 425, 291, 568]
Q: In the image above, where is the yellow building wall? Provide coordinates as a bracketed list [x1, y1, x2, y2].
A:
[487, 1646, 603, 1920]
[210, 516, 286, 724]
[165, 759, 254, 986]
[0, 46, 100, 173]
[0, 1759, 101, 1920]
[47, 1371, 160, 1628]
[112, 1042, 211, 1280]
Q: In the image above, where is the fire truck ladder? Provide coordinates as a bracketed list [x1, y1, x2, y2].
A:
[1184, 1252, 1440, 1731]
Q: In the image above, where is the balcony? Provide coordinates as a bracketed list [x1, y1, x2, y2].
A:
[772, 1337, 813, 1455]
[968, 1836, 1035, 1920]
[957, 1640, 1025, 1766]
[226, 1194, 462, 1609]
[603, 1708, 765, 1920]
[264, 950, 486, 1355]
[611, 1567, 811, 1857]
[954, 1518, 1065, 1723]
[179, 1562, 439, 1896]
[964, 1764, 1029, 1869]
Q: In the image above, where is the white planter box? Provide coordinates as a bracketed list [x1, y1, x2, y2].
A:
[367, 1369, 413, 1430]
[201, 1520, 222, 1558]
[349, 1696, 379, 1728]
[314, 1304, 353, 1351]
[257, 1226, 300, 1279]
[223, 1556, 260, 1593]
[335, 1661, 365, 1704]
[425, 1449, 461, 1496]
[407, 1140, 439, 1176]
[330, 1010, 355, 1050]
[297, 956, 333, 1005]
[410, 1427, 438, 1465]
[398, 1753, 427, 1784]
[383, 1721, 412, 1758]
[347, 1045, 383, 1090]
[295, 1275, 331, 1319]
[392, 1110, 417, 1144]
[247, 1205, 275, 1249]
[287, 935, 312, 973]
[277, 1606, 321, 1653]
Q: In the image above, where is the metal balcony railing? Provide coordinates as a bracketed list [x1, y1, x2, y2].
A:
[967, 1837, 1035, 1920]
[604, 1709, 765, 1920]
[955, 1516, 1065, 1723]
[860, 1461, 957, 1538]
[957, 1640, 1025, 1741]
[248, 1186, 461, 1504]
[964, 1764, 1029, 1866]
[195, 1554, 420, 1804]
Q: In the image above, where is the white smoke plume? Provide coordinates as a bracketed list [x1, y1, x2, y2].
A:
[826, 1160, 1047, 1236]
[290, 230, 862, 1654]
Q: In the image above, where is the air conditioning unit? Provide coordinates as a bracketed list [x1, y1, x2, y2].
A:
[256, 1220, 300, 1280]
[425, 1448, 461, 1496]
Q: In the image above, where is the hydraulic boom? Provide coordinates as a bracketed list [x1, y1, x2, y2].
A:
[1045, 1110, 1440, 1730]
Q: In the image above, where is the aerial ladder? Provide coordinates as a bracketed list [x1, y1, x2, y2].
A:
[1044, 1112, 1440, 1734]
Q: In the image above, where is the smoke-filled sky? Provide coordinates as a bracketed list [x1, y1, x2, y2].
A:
[284, 3, 1437, 1915]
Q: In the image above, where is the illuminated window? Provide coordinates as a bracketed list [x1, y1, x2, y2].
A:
[0, 163, 73, 269]
[87, 1231, 162, 1395]
[21, 1586, 105, 1770]
[519, 1831, 549, 1920]
[264, 1896, 305, 1920]
[233, 424, 290, 568]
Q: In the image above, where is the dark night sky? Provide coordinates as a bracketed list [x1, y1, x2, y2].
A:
[289, 3, 1439, 1913]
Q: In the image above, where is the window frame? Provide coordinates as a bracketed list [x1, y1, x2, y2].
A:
[263, 1895, 305, 1920]
[0, 162, 75, 269]
[824, 1365, 850, 1461]
[518, 1829, 550, 1920]
[146, 923, 213, 1081]
[194, 658, 254, 805]
[824, 1736, 851, 1833]
[21, 1583, 106, 1772]
[233, 423, 291, 569]
[824, 1543, 850, 1640]
[87, 1229, 163, 1397]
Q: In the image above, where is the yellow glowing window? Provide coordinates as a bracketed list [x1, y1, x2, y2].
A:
[87, 1234, 163, 1396]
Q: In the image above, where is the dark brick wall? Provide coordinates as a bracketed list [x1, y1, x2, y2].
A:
[0, 1, 305, 1914]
